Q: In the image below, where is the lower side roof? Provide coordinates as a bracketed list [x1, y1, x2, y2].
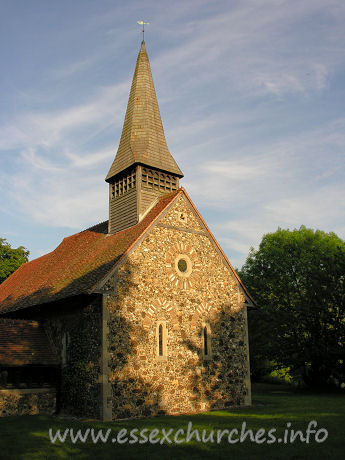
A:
[0, 318, 59, 366]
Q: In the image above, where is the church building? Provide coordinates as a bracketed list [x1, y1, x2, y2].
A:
[0, 41, 254, 420]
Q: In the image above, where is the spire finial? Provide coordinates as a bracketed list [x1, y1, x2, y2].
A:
[137, 20, 149, 42]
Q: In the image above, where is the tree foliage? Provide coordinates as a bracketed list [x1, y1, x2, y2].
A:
[239, 226, 345, 387]
[0, 238, 29, 284]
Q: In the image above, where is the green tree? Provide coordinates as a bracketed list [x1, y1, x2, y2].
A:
[0, 238, 29, 284]
[239, 226, 345, 387]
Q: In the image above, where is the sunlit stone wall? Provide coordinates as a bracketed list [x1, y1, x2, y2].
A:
[105, 195, 251, 419]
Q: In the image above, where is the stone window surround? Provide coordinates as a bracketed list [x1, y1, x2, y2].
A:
[165, 242, 201, 290]
[202, 322, 212, 360]
[174, 253, 193, 278]
[155, 321, 168, 361]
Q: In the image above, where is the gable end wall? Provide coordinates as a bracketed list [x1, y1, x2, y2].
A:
[104, 195, 251, 418]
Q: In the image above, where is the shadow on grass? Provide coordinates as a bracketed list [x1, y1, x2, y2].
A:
[1, 384, 345, 459]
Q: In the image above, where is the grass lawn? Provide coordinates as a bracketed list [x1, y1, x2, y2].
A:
[0, 383, 344, 459]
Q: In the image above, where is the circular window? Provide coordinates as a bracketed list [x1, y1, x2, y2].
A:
[174, 254, 192, 277]
[177, 259, 188, 273]
[165, 243, 200, 289]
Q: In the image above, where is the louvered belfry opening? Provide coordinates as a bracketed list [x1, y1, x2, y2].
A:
[141, 168, 178, 193]
[110, 168, 137, 199]
[106, 41, 183, 234]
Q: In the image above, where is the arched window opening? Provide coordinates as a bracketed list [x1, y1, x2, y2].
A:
[156, 322, 167, 361]
[202, 323, 212, 360]
[203, 326, 208, 356]
[158, 324, 163, 357]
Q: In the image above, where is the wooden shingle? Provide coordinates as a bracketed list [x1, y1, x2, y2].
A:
[106, 41, 183, 182]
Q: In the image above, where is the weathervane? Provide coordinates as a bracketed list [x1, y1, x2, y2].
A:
[137, 20, 149, 41]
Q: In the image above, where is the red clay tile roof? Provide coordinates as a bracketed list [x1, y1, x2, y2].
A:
[0, 190, 181, 315]
[0, 318, 59, 366]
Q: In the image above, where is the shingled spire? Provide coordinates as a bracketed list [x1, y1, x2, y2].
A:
[106, 41, 183, 234]
[106, 41, 182, 181]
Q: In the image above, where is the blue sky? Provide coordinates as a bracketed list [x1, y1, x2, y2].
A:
[1, 0, 344, 268]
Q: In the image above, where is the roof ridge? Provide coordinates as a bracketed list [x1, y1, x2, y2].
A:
[83, 220, 109, 232]
[0, 189, 181, 314]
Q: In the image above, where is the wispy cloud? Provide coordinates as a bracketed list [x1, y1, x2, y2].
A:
[0, 0, 344, 264]
[186, 116, 345, 266]
[0, 82, 129, 152]
[50, 57, 99, 79]
[152, 0, 345, 97]
[213, 178, 345, 267]
[65, 148, 114, 168]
